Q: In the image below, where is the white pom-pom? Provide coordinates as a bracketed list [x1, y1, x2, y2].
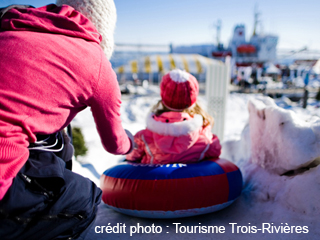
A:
[169, 69, 189, 83]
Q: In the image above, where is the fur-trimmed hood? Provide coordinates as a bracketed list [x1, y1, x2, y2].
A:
[126, 111, 221, 164]
[145, 112, 203, 154]
[146, 112, 203, 136]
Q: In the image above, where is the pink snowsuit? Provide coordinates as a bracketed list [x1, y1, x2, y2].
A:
[126, 111, 221, 164]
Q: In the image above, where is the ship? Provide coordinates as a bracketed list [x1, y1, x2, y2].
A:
[213, 9, 278, 67]
[172, 8, 279, 68]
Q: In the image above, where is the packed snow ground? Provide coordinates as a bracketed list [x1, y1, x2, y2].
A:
[72, 85, 320, 239]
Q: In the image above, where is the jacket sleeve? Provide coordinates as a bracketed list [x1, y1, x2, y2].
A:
[126, 130, 146, 161]
[88, 52, 132, 155]
[205, 134, 221, 159]
[202, 125, 222, 159]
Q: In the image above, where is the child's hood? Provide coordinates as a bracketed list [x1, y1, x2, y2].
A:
[146, 112, 204, 154]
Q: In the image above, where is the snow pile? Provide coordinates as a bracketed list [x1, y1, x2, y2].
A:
[222, 95, 320, 226]
[248, 96, 320, 174]
[244, 162, 320, 217]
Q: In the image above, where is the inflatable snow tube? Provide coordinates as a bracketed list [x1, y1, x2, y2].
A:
[100, 158, 242, 218]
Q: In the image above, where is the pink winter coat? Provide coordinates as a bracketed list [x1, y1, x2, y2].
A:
[126, 112, 221, 164]
[0, 5, 131, 200]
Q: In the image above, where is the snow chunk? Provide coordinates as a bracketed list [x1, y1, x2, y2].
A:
[248, 96, 320, 175]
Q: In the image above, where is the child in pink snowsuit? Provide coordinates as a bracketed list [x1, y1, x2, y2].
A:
[126, 69, 221, 164]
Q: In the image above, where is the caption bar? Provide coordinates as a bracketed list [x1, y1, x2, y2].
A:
[94, 223, 309, 236]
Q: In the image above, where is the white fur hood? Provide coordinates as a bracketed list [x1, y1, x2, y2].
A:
[146, 112, 203, 136]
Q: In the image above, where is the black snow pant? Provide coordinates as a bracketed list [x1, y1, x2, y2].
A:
[0, 133, 102, 240]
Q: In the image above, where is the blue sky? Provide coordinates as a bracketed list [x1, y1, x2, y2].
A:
[1, 0, 320, 50]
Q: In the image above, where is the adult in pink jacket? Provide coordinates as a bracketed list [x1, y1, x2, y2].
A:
[126, 69, 221, 164]
[0, 1, 132, 239]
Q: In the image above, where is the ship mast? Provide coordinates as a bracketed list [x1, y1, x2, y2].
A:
[214, 19, 222, 49]
[252, 5, 260, 36]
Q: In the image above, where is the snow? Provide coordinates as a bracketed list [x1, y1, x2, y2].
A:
[72, 85, 320, 239]
[247, 96, 320, 174]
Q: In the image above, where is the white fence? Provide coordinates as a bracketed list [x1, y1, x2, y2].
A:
[206, 57, 230, 141]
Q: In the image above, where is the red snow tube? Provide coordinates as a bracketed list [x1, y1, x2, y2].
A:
[100, 158, 242, 218]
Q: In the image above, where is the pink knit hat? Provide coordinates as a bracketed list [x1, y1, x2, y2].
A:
[160, 69, 199, 111]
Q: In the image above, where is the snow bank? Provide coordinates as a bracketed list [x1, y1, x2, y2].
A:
[248, 96, 320, 175]
[222, 95, 320, 234]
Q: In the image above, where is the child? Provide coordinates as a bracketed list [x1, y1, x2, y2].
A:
[126, 69, 221, 164]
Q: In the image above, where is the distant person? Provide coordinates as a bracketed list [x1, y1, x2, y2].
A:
[126, 69, 221, 164]
[0, 0, 133, 239]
